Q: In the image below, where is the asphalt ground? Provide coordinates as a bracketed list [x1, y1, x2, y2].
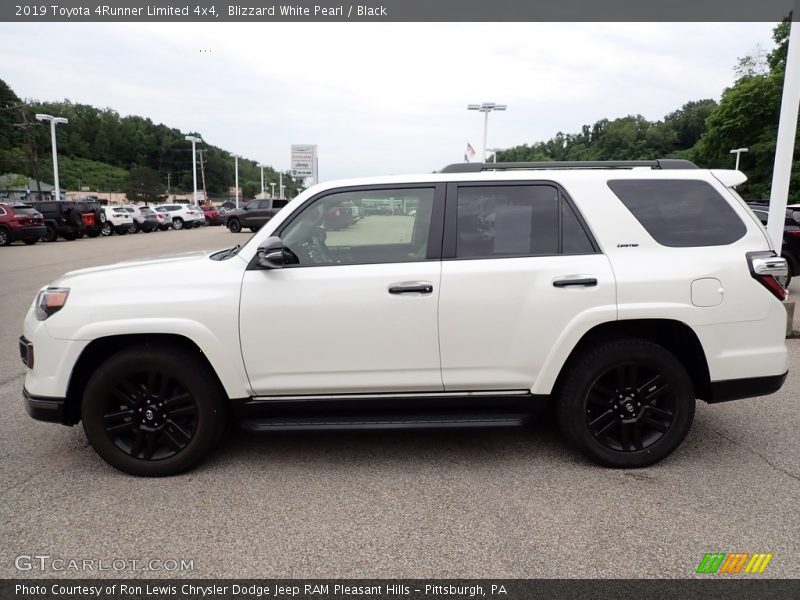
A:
[0, 226, 798, 579]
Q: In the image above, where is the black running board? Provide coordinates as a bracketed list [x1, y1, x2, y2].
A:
[241, 412, 531, 433]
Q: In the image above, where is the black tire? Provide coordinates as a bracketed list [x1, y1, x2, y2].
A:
[67, 209, 83, 227]
[172, 217, 184, 230]
[249, 227, 258, 233]
[23, 238, 38, 245]
[228, 218, 242, 233]
[81, 344, 226, 477]
[86, 230, 100, 238]
[556, 339, 695, 468]
[0, 227, 10, 246]
[184, 221, 194, 230]
[100, 222, 113, 236]
[42, 225, 57, 242]
[118, 227, 128, 236]
[129, 222, 139, 234]
[62, 231, 78, 241]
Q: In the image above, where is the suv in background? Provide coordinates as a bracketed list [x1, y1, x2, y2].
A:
[21, 160, 788, 476]
[154, 203, 204, 230]
[122, 205, 159, 233]
[747, 201, 799, 287]
[26, 200, 102, 242]
[0, 203, 46, 246]
[225, 198, 289, 233]
[100, 206, 133, 236]
[200, 204, 223, 225]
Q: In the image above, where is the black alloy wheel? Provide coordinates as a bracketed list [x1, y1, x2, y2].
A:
[228, 218, 242, 233]
[557, 339, 694, 468]
[82, 345, 226, 476]
[42, 225, 57, 242]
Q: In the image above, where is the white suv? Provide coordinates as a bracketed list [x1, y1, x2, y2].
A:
[99, 206, 133, 236]
[21, 160, 788, 476]
[153, 203, 204, 230]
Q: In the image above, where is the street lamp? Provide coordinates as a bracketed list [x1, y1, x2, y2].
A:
[36, 114, 68, 201]
[467, 102, 507, 162]
[279, 172, 284, 199]
[185, 135, 201, 204]
[258, 163, 266, 197]
[730, 147, 749, 171]
[269, 182, 276, 198]
[233, 154, 241, 209]
[487, 147, 507, 163]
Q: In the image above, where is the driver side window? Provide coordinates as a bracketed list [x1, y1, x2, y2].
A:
[281, 187, 435, 266]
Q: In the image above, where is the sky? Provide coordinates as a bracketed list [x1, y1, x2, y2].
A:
[1, 22, 778, 181]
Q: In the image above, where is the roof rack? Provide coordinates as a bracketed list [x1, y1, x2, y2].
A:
[439, 159, 699, 173]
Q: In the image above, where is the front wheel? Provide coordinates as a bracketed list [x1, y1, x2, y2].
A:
[100, 222, 113, 236]
[42, 225, 57, 242]
[172, 217, 184, 230]
[556, 339, 695, 468]
[0, 227, 10, 246]
[228, 218, 242, 233]
[81, 345, 226, 476]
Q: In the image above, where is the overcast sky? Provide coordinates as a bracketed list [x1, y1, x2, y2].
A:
[1, 22, 777, 181]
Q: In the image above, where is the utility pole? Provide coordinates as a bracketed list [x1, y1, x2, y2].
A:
[198, 149, 208, 203]
[12, 106, 43, 201]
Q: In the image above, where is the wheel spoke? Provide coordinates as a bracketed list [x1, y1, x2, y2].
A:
[647, 406, 674, 420]
[130, 429, 146, 457]
[164, 392, 192, 408]
[104, 408, 135, 424]
[165, 420, 192, 446]
[618, 422, 631, 451]
[168, 404, 196, 418]
[107, 420, 138, 435]
[626, 364, 639, 390]
[589, 410, 616, 436]
[631, 423, 644, 450]
[644, 381, 671, 403]
[642, 414, 670, 433]
[143, 431, 159, 460]
[587, 390, 612, 407]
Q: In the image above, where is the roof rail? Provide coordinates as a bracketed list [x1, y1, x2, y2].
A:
[439, 159, 699, 173]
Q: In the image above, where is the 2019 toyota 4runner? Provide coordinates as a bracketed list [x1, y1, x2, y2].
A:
[20, 160, 789, 476]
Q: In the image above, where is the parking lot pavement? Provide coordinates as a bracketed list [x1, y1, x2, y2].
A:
[1, 228, 799, 579]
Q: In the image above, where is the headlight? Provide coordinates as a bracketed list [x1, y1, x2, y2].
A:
[35, 287, 70, 321]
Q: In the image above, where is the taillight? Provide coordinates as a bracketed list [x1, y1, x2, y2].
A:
[747, 251, 788, 301]
[785, 230, 800, 237]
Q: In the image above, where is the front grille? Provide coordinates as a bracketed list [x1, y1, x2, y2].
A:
[19, 337, 33, 369]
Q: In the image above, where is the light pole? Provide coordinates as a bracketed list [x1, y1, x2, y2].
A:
[279, 172, 284, 199]
[730, 147, 749, 171]
[270, 182, 276, 198]
[487, 147, 507, 163]
[258, 163, 266, 197]
[233, 154, 240, 209]
[185, 135, 201, 204]
[36, 114, 68, 201]
[468, 102, 507, 162]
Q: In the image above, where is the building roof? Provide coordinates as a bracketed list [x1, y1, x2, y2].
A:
[0, 173, 55, 192]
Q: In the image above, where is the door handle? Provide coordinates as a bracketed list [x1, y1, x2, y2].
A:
[553, 277, 598, 288]
[388, 281, 434, 295]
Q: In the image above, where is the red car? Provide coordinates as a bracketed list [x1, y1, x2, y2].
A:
[0, 203, 46, 246]
[200, 204, 223, 225]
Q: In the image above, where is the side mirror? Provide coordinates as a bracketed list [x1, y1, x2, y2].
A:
[257, 236, 285, 269]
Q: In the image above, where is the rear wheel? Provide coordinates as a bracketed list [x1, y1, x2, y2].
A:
[86, 230, 100, 238]
[249, 227, 258, 233]
[228, 218, 242, 233]
[100, 222, 113, 236]
[81, 345, 226, 477]
[556, 339, 695, 468]
[172, 217, 184, 230]
[62, 231, 77, 241]
[129, 222, 139, 234]
[0, 227, 10, 246]
[42, 225, 57, 242]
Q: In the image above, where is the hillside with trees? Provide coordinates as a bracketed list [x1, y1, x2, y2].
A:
[496, 20, 799, 201]
[0, 82, 303, 201]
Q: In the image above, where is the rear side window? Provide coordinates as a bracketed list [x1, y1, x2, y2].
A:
[608, 179, 746, 247]
[273, 200, 289, 209]
[455, 185, 596, 258]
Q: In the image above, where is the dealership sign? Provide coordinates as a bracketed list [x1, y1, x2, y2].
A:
[291, 144, 317, 181]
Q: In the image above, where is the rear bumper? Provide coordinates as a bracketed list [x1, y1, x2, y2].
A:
[24, 387, 68, 424]
[10, 225, 46, 241]
[705, 371, 788, 403]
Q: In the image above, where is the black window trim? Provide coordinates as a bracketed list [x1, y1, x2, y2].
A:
[247, 182, 446, 270]
[442, 180, 600, 261]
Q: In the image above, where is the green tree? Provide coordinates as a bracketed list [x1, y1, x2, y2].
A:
[122, 166, 166, 204]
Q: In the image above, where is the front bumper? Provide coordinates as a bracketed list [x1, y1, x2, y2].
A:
[24, 387, 68, 424]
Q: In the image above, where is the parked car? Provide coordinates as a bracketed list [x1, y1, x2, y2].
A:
[225, 199, 288, 233]
[747, 202, 800, 287]
[26, 200, 102, 241]
[200, 204, 223, 225]
[0, 203, 46, 246]
[153, 203, 204, 230]
[21, 159, 789, 476]
[122, 205, 159, 233]
[155, 210, 171, 231]
[100, 206, 133, 236]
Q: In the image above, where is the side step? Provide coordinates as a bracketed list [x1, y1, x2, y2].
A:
[240, 412, 531, 433]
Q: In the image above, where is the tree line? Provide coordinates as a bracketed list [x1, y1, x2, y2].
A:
[0, 83, 303, 202]
[496, 20, 798, 202]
